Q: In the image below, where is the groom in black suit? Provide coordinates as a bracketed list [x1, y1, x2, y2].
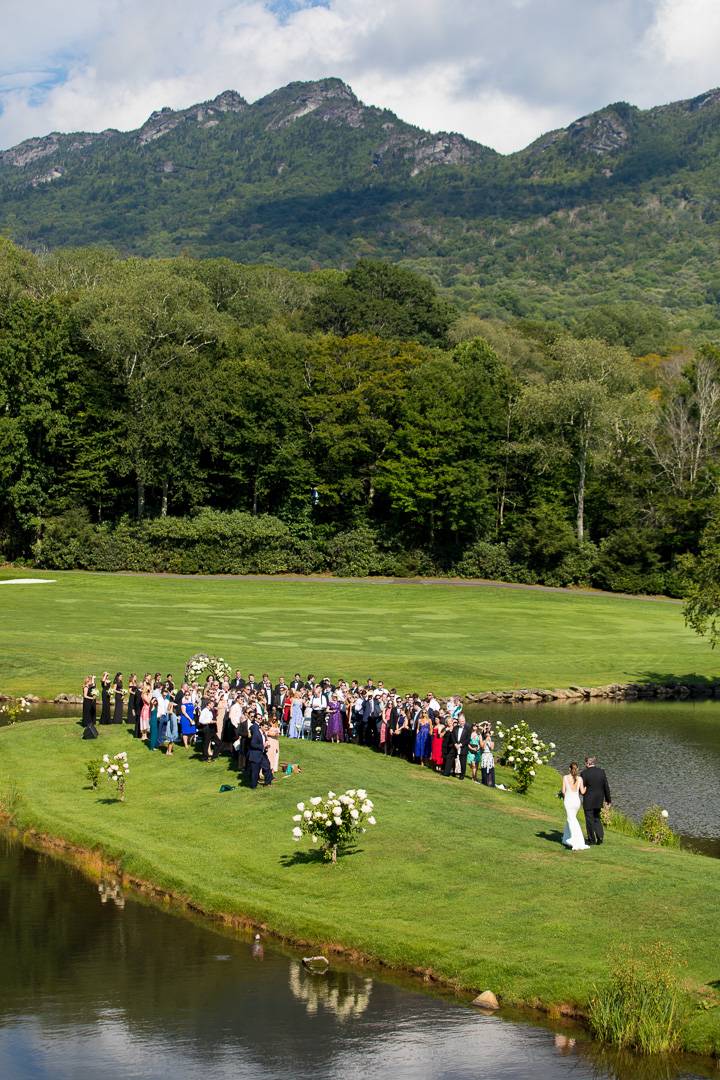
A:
[247, 719, 273, 790]
[581, 756, 611, 844]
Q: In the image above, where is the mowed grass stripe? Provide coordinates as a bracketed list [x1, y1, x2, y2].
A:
[0, 572, 714, 698]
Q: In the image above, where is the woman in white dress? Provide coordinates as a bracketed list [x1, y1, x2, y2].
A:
[562, 763, 589, 851]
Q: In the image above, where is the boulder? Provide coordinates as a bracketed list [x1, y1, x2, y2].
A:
[472, 990, 499, 1010]
[55, 694, 68, 702]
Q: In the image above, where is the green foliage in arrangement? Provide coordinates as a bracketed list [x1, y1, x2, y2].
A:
[85, 759, 102, 790]
[494, 718, 555, 793]
[291, 789, 377, 862]
[587, 944, 687, 1054]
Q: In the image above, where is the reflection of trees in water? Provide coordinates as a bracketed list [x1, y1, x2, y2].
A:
[289, 962, 371, 1021]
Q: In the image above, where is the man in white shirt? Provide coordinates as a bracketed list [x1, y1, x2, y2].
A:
[198, 703, 220, 761]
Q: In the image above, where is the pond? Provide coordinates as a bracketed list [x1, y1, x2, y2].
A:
[0, 839, 715, 1080]
[465, 699, 720, 857]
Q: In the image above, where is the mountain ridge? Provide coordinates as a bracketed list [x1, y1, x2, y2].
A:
[3, 76, 720, 336]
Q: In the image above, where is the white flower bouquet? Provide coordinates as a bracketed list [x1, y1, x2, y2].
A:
[495, 719, 555, 794]
[0, 697, 31, 724]
[100, 751, 130, 801]
[291, 789, 377, 862]
[184, 653, 232, 684]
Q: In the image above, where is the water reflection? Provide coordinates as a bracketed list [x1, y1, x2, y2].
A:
[97, 880, 125, 908]
[289, 962, 372, 1020]
[0, 840, 715, 1080]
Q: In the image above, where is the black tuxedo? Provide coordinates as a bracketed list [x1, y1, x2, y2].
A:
[289, 679, 304, 692]
[259, 682, 273, 707]
[581, 766, 611, 843]
[247, 721, 273, 789]
[444, 723, 470, 778]
[273, 684, 288, 709]
[230, 677, 246, 690]
[245, 680, 258, 693]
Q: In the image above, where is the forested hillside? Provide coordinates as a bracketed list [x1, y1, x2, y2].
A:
[3, 79, 720, 335]
[1, 239, 718, 595]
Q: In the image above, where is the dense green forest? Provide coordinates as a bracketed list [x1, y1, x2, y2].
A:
[3, 79, 720, 336]
[1, 238, 719, 595]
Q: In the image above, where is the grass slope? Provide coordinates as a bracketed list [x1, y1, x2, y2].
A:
[0, 571, 715, 699]
[1, 719, 719, 1055]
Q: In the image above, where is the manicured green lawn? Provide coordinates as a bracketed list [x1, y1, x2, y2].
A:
[0, 570, 715, 698]
[2, 718, 719, 1055]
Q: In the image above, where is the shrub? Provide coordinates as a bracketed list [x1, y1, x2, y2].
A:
[37, 508, 326, 576]
[640, 805, 680, 848]
[456, 540, 521, 582]
[593, 528, 667, 595]
[587, 943, 686, 1054]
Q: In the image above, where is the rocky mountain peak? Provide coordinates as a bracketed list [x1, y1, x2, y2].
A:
[136, 90, 248, 144]
[255, 78, 369, 131]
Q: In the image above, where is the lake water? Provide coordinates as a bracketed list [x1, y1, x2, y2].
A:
[0, 839, 715, 1080]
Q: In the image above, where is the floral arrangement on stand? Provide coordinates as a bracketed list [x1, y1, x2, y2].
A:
[0, 697, 31, 725]
[292, 789, 377, 862]
[185, 653, 232, 685]
[100, 752, 129, 801]
[495, 719, 555, 794]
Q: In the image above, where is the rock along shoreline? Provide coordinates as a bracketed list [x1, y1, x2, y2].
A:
[4, 679, 720, 707]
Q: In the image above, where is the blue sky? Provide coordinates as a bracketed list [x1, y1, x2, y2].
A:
[1, 0, 719, 154]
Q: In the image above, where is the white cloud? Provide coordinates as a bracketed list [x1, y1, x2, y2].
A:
[1, 0, 720, 154]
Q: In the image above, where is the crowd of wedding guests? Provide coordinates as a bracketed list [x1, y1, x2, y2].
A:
[81, 669, 497, 786]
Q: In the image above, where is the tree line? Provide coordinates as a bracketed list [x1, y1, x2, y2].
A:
[1, 238, 719, 596]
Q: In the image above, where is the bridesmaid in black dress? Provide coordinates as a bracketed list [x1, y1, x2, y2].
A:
[82, 677, 97, 727]
[126, 674, 137, 727]
[100, 672, 112, 725]
[112, 673, 124, 725]
[133, 680, 144, 739]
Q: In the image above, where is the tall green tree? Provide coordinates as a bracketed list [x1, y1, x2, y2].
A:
[518, 336, 652, 541]
[302, 334, 426, 513]
[307, 260, 458, 346]
[0, 296, 86, 556]
[378, 339, 517, 542]
[75, 260, 223, 517]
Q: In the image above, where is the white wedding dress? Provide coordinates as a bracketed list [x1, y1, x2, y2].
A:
[562, 779, 589, 850]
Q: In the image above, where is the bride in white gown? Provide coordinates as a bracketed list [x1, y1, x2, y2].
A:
[562, 763, 589, 850]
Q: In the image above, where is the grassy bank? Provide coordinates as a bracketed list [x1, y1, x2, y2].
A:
[0, 570, 715, 699]
[2, 718, 719, 1056]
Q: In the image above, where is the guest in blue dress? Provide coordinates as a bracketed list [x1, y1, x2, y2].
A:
[288, 693, 303, 738]
[149, 700, 159, 751]
[414, 708, 432, 763]
[164, 701, 179, 756]
[180, 694, 196, 748]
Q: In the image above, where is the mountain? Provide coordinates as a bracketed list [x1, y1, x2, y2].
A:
[3, 77, 720, 334]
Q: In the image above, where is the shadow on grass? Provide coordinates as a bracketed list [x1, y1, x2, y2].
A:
[280, 845, 364, 867]
[536, 829, 565, 845]
[635, 671, 720, 686]
[96, 797, 123, 805]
